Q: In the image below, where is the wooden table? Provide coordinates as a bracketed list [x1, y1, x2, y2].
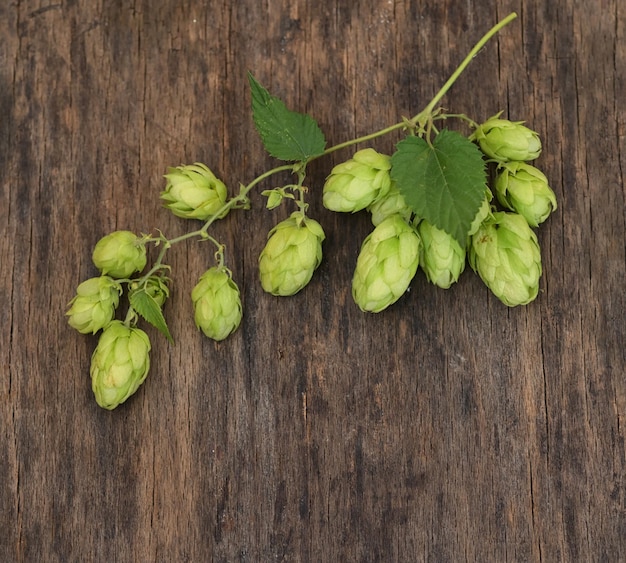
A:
[3, 1, 624, 560]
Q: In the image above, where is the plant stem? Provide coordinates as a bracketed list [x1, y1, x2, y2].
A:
[139, 13, 518, 284]
[320, 12, 517, 155]
[140, 163, 295, 279]
[413, 12, 517, 125]
[322, 122, 407, 156]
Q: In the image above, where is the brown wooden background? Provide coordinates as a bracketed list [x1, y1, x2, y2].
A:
[2, 0, 625, 561]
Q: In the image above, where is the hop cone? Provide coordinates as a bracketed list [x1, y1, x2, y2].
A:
[161, 162, 228, 220]
[92, 230, 147, 279]
[352, 214, 421, 312]
[323, 148, 392, 212]
[259, 212, 325, 296]
[469, 211, 542, 307]
[468, 188, 494, 238]
[417, 220, 466, 289]
[191, 267, 242, 341]
[367, 181, 412, 226]
[66, 276, 122, 334]
[90, 321, 151, 410]
[495, 161, 557, 227]
[472, 115, 542, 163]
[129, 276, 170, 308]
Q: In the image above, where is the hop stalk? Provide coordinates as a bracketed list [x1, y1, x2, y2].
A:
[70, 12, 544, 413]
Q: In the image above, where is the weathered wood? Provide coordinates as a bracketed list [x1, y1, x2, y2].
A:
[2, 0, 625, 561]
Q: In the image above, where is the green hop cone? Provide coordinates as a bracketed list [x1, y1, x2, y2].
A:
[469, 211, 542, 307]
[323, 148, 392, 213]
[494, 161, 557, 227]
[367, 181, 413, 226]
[92, 230, 147, 278]
[352, 214, 421, 312]
[468, 188, 494, 238]
[472, 114, 542, 163]
[191, 266, 242, 341]
[417, 220, 466, 289]
[161, 162, 229, 221]
[66, 276, 122, 334]
[259, 212, 325, 296]
[90, 320, 151, 410]
[129, 276, 170, 308]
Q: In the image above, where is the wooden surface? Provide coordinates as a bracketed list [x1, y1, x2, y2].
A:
[2, 1, 625, 561]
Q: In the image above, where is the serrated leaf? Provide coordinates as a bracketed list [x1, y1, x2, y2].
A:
[129, 288, 173, 344]
[248, 72, 326, 162]
[390, 130, 487, 245]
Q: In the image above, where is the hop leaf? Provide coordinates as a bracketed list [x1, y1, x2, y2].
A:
[248, 73, 326, 162]
[390, 130, 488, 247]
[129, 286, 173, 343]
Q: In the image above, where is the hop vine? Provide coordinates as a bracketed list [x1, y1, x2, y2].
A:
[66, 12, 558, 409]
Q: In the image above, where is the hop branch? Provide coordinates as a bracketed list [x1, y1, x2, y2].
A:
[66, 12, 557, 409]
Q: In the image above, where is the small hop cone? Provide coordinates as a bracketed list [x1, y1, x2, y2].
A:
[92, 230, 147, 278]
[323, 148, 392, 212]
[191, 267, 242, 341]
[66, 276, 122, 334]
[161, 162, 229, 221]
[417, 220, 466, 289]
[472, 114, 542, 163]
[469, 211, 542, 307]
[467, 188, 494, 238]
[90, 321, 151, 410]
[367, 181, 413, 226]
[259, 212, 325, 296]
[352, 214, 421, 312]
[129, 276, 170, 308]
[494, 161, 557, 227]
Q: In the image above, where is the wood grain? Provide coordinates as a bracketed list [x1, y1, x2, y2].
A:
[2, 0, 625, 561]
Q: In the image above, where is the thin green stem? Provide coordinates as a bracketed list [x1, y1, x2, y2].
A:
[140, 244, 171, 281]
[134, 14, 518, 289]
[138, 163, 295, 281]
[318, 12, 517, 157]
[435, 113, 480, 129]
[321, 121, 407, 156]
[413, 12, 517, 125]
[123, 306, 136, 326]
[242, 163, 295, 193]
[165, 163, 294, 248]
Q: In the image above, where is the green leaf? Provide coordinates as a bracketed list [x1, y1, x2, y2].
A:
[390, 130, 487, 245]
[248, 72, 326, 162]
[129, 288, 174, 344]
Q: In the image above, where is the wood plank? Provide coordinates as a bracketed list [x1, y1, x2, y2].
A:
[2, 0, 625, 560]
